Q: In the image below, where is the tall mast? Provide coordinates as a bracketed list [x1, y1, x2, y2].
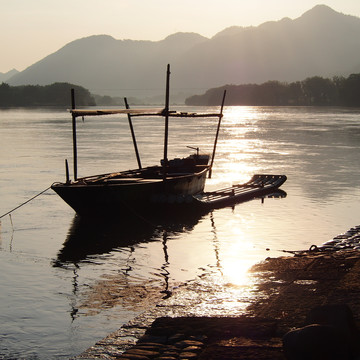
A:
[124, 97, 142, 169]
[163, 64, 171, 178]
[209, 90, 226, 178]
[71, 89, 78, 180]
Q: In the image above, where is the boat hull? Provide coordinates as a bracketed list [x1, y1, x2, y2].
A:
[51, 167, 209, 216]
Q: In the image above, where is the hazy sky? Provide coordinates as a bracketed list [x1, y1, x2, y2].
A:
[1, 0, 360, 73]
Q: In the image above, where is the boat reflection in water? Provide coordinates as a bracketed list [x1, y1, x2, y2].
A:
[54, 189, 286, 268]
[53, 207, 206, 268]
[53, 190, 286, 321]
[52, 207, 208, 320]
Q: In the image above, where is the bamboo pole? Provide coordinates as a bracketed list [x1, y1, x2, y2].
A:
[163, 64, 171, 179]
[65, 159, 70, 184]
[209, 90, 227, 178]
[71, 89, 78, 181]
[124, 97, 142, 169]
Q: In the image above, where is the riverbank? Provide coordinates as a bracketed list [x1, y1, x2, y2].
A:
[74, 230, 360, 359]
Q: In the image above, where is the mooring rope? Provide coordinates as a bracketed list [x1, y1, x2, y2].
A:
[0, 186, 52, 219]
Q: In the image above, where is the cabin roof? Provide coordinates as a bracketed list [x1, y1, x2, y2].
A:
[70, 108, 222, 118]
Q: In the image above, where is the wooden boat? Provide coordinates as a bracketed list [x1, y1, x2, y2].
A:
[52, 66, 287, 216]
[51, 65, 226, 216]
[192, 174, 287, 209]
[52, 153, 213, 215]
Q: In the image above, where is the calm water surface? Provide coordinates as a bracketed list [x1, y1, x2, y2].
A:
[1, 106, 360, 359]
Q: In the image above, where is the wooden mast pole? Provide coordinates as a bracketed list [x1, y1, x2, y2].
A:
[71, 89, 78, 181]
[163, 64, 171, 179]
[209, 90, 226, 179]
[124, 97, 142, 169]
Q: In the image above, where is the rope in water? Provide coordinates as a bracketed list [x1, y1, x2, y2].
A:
[0, 186, 52, 219]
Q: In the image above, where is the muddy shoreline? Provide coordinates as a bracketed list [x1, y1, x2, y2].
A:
[74, 228, 360, 359]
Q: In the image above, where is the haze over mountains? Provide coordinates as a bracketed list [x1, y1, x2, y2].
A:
[6, 5, 360, 102]
[0, 69, 19, 83]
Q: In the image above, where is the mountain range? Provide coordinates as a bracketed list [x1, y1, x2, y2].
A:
[6, 5, 360, 102]
[0, 69, 19, 83]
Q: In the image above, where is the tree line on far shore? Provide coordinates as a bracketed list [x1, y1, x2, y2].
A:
[2, 73, 360, 108]
[0, 82, 95, 107]
[185, 73, 360, 106]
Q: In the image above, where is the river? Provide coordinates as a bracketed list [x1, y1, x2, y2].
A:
[1, 106, 360, 359]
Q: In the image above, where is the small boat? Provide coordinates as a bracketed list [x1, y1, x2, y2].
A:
[52, 66, 287, 216]
[52, 153, 213, 216]
[192, 174, 287, 209]
[51, 65, 226, 216]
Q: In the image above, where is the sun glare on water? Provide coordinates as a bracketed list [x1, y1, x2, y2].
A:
[204, 106, 271, 296]
[218, 224, 257, 285]
[209, 106, 265, 188]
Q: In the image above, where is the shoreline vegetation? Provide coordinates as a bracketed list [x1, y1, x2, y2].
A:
[0, 82, 96, 107]
[1, 73, 360, 108]
[186, 73, 360, 107]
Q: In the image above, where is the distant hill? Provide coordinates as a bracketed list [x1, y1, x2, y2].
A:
[0, 69, 19, 82]
[7, 33, 207, 102]
[7, 5, 360, 102]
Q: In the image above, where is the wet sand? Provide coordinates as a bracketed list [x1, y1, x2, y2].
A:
[74, 245, 360, 359]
